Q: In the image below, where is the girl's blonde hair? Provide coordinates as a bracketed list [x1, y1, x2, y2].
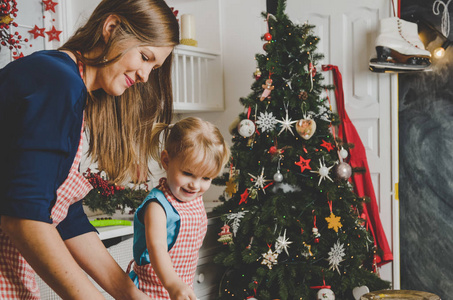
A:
[150, 117, 230, 178]
[59, 0, 179, 183]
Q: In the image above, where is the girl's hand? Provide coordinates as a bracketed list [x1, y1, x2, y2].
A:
[166, 280, 197, 300]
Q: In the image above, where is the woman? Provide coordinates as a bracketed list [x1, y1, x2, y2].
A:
[0, 0, 178, 299]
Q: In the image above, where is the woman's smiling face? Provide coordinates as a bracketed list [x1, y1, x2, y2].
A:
[91, 42, 173, 95]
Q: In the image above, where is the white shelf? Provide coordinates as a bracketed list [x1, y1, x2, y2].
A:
[172, 44, 224, 112]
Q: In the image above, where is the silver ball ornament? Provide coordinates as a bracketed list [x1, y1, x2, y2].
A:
[273, 171, 283, 182]
[335, 162, 352, 180]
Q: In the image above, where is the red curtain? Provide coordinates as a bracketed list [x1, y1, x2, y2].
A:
[322, 65, 393, 266]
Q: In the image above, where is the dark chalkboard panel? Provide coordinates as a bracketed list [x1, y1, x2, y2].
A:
[399, 1, 453, 299]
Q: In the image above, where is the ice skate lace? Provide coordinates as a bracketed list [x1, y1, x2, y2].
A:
[397, 19, 420, 49]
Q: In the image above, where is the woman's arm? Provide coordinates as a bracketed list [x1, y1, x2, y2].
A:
[0, 216, 104, 300]
[64, 231, 150, 300]
[144, 202, 197, 300]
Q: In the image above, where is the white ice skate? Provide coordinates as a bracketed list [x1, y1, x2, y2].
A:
[369, 17, 431, 73]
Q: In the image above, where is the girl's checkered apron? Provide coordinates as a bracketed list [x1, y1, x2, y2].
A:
[0, 122, 92, 299]
[129, 178, 207, 299]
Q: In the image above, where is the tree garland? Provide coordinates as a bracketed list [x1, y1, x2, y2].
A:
[83, 169, 149, 215]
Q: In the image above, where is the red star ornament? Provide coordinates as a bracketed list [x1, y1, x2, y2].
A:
[29, 25, 46, 39]
[42, 0, 58, 13]
[46, 26, 62, 42]
[13, 52, 24, 60]
[295, 156, 312, 173]
[239, 189, 250, 205]
[320, 140, 334, 152]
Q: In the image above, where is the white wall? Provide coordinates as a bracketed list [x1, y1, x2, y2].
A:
[185, 0, 266, 203]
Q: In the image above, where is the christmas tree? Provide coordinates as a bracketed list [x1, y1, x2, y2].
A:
[212, 1, 390, 299]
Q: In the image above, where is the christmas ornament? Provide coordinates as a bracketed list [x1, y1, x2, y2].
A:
[225, 176, 237, 197]
[298, 90, 308, 100]
[320, 140, 334, 152]
[42, 0, 58, 13]
[45, 25, 62, 42]
[261, 248, 278, 269]
[325, 200, 342, 232]
[273, 170, 283, 182]
[335, 162, 352, 180]
[312, 227, 320, 243]
[312, 214, 320, 243]
[260, 78, 274, 101]
[256, 111, 277, 132]
[295, 117, 316, 140]
[254, 67, 262, 80]
[352, 286, 370, 300]
[311, 158, 334, 186]
[248, 168, 272, 193]
[275, 229, 292, 255]
[317, 288, 335, 300]
[295, 155, 311, 173]
[276, 103, 297, 135]
[310, 270, 335, 300]
[217, 224, 233, 245]
[263, 42, 269, 52]
[238, 119, 256, 137]
[264, 32, 272, 41]
[29, 25, 46, 39]
[302, 242, 313, 257]
[327, 240, 346, 274]
[239, 188, 250, 205]
[225, 211, 246, 237]
[339, 147, 349, 159]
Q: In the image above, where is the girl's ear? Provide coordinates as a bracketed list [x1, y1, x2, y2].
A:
[102, 14, 121, 43]
[161, 150, 170, 171]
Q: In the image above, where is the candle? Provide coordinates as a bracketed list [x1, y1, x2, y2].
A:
[180, 14, 197, 46]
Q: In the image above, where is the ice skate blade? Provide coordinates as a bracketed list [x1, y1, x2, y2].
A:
[369, 60, 432, 73]
[376, 46, 431, 66]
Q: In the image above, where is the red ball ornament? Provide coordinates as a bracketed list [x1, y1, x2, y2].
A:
[264, 32, 272, 41]
[269, 146, 278, 155]
[314, 238, 320, 243]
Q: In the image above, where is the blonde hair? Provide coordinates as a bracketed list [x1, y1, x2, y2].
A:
[150, 117, 230, 178]
[59, 0, 179, 183]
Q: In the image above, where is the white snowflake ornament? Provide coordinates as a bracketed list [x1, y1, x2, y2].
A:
[248, 168, 272, 193]
[276, 104, 297, 136]
[327, 239, 346, 275]
[256, 111, 277, 133]
[311, 158, 335, 186]
[261, 248, 278, 269]
[275, 229, 293, 256]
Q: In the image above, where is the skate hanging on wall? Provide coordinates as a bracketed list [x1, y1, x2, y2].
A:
[369, 17, 432, 73]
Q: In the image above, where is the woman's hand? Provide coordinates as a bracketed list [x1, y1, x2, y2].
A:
[166, 279, 197, 300]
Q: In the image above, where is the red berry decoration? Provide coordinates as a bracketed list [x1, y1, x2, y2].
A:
[264, 32, 272, 41]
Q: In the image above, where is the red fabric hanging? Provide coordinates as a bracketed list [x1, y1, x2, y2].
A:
[322, 64, 393, 266]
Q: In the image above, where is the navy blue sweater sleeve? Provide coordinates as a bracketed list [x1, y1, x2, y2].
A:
[0, 51, 87, 225]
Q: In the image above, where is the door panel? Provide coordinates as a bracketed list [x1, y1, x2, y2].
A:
[285, 0, 394, 283]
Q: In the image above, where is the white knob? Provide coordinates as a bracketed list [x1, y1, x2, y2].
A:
[197, 273, 205, 283]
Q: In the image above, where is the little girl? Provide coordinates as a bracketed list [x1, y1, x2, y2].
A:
[128, 117, 229, 300]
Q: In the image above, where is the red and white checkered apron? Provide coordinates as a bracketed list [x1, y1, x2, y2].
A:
[131, 178, 207, 299]
[0, 121, 92, 299]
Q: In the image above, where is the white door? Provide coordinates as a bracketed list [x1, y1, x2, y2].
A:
[285, 0, 396, 285]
